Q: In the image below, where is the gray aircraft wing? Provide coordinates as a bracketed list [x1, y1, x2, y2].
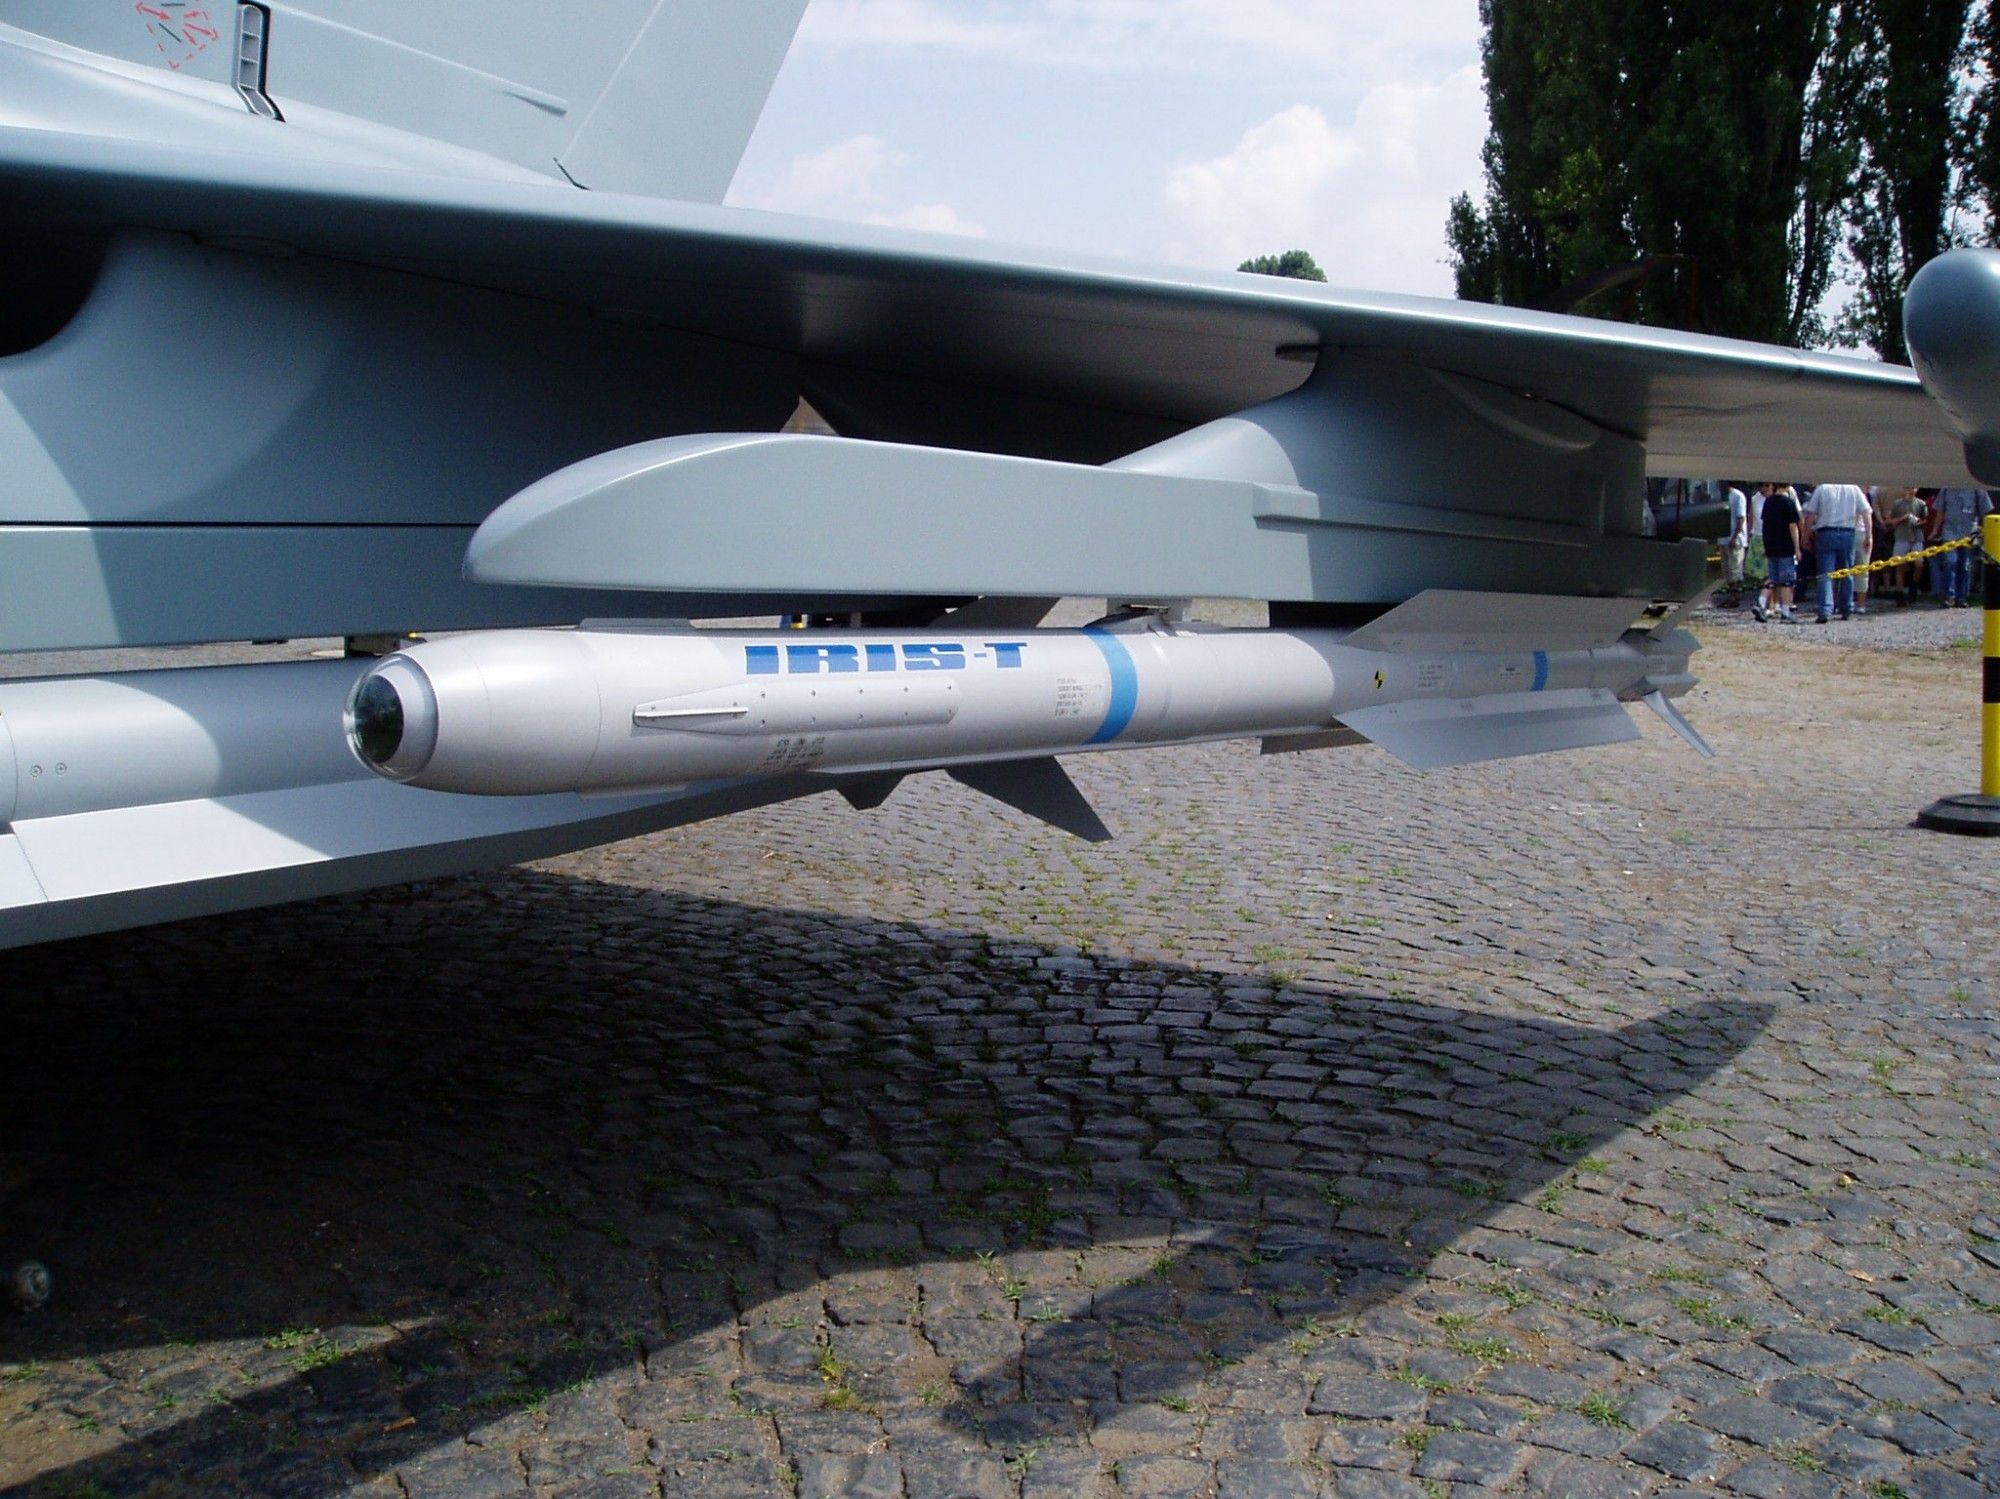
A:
[5, 36, 1994, 954]
[0, 124, 1962, 485]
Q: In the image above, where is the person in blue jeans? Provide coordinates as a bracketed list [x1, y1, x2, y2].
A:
[1752, 483, 1802, 622]
[1932, 488, 1994, 606]
[1804, 482, 1872, 621]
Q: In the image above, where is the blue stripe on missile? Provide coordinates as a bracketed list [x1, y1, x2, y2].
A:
[1531, 650, 1548, 692]
[1083, 628, 1139, 744]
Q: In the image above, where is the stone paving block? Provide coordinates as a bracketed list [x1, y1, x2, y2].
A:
[1426, 1393, 1530, 1436]
[1519, 1451, 1659, 1498]
[1813, 1426, 1910, 1483]
[1855, 1406, 1969, 1457]
[539, 1474, 657, 1499]
[899, 1445, 1011, 1499]
[1762, 1373, 1866, 1424]
[1904, 1468, 1995, 1499]
[1306, 1376, 1426, 1420]
[1716, 1456, 1831, 1497]
[1315, 1470, 1427, 1497]
[1412, 1429, 1530, 1486]
[397, 1447, 528, 1499]
[1111, 1452, 1213, 1495]
[1214, 1457, 1323, 1499]
[1688, 1398, 1815, 1447]
[795, 1452, 904, 1499]
[1922, 1312, 2000, 1348]
[1623, 1423, 1728, 1483]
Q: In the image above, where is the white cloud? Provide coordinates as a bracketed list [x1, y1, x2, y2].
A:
[798, 0, 1476, 82]
[738, 134, 983, 235]
[1161, 67, 1486, 294]
[796, 0, 1038, 55]
[753, 134, 902, 214]
[866, 203, 988, 236]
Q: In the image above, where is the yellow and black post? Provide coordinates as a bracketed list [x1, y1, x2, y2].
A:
[1918, 512, 2000, 834]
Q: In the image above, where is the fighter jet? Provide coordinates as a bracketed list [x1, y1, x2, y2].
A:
[3, 1, 1997, 950]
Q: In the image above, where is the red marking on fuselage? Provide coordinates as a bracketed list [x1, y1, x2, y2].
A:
[136, 1, 218, 72]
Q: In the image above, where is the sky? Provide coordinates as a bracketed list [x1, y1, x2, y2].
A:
[726, 0, 1488, 298]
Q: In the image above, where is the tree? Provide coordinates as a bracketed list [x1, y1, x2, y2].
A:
[1969, 1, 2000, 230]
[1448, 0, 1869, 347]
[1237, 250, 1328, 282]
[1836, 0, 1971, 360]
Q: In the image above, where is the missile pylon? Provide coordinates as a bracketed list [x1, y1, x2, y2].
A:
[343, 591, 1708, 838]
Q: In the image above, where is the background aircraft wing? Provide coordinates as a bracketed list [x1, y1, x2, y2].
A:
[0, 124, 1967, 484]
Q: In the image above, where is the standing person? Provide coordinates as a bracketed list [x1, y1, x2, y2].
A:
[1884, 488, 1929, 603]
[1747, 482, 1770, 591]
[1753, 483, 1803, 622]
[1852, 487, 1878, 614]
[1804, 481, 1871, 621]
[1720, 482, 1749, 607]
[1925, 488, 1949, 600]
[1933, 487, 1995, 607]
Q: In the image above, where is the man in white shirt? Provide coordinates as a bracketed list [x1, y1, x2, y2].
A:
[1804, 482, 1872, 622]
[1720, 484, 1749, 606]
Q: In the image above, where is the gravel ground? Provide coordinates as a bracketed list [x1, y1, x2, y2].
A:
[1, 609, 1996, 1499]
[1696, 596, 1987, 653]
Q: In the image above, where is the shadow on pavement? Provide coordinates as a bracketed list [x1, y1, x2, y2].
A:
[0, 866, 1771, 1497]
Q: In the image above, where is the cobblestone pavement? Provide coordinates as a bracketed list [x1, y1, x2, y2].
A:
[2, 624, 1997, 1499]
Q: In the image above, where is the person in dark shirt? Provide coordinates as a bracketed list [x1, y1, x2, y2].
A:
[1753, 483, 1802, 622]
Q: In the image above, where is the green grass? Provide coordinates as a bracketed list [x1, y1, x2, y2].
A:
[1394, 1365, 1454, 1394]
[287, 1341, 342, 1373]
[1673, 1296, 1751, 1331]
[1445, 1334, 1513, 1363]
[1481, 1279, 1535, 1310]
[1576, 1392, 1630, 1428]
[814, 1343, 867, 1411]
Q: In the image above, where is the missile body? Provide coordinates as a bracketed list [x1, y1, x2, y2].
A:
[345, 609, 1701, 799]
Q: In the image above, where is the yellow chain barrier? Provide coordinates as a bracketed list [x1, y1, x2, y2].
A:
[1819, 533, 1976, 582]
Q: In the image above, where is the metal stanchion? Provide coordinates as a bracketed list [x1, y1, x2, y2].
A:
[1917, 513, 2000, 835]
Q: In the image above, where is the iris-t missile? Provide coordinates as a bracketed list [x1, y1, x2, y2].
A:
[344, 593, 1706, 832]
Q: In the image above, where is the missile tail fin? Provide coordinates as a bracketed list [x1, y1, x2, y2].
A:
[1338, 688, 1640, 770]
[1341, 591, 1649, 654]
[948, 759, 1112, 843]
[1641, 691, 1716, 758]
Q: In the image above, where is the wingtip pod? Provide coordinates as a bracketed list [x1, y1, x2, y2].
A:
[1906, 249, 2000, 485]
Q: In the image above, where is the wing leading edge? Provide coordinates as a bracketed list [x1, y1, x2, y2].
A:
[0, 122, 1964, 484]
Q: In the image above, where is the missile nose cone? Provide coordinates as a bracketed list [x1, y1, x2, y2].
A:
[344, 656, 439, 781]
